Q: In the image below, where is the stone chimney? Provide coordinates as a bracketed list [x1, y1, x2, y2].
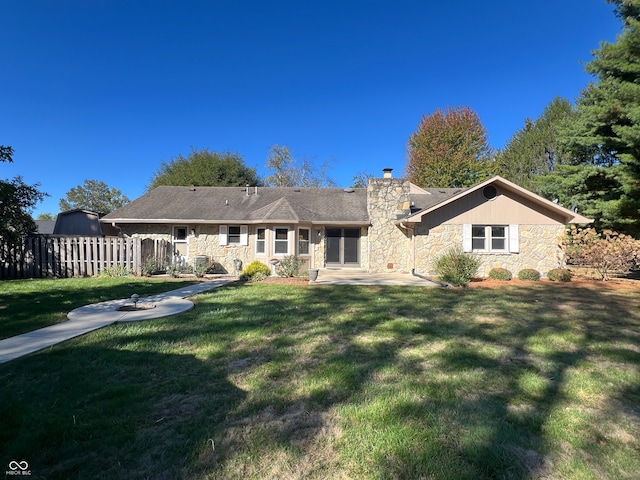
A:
[366, 168, 412, 272]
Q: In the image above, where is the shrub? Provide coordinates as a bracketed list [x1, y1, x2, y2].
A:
[276, 255, 305, 277]
[518, 268, 541, 281]
[563, 226, 640, 281]
[248, 271, 269, 283]
[141, 256, 169, 276]
[434, 247, 481, 287]
[100, 265, 134, 277]
[191, 261, 208, 278]
[488, 267, 512, 281]
[547, 268, 572, 282]
[241, 261, 271, 281]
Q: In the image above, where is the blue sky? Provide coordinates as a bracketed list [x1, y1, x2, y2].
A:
[2, 0, 622, 217]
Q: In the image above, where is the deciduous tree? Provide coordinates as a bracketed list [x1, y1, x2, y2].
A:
[148, 148, 260, 190]
[405, 107, 493, 188]
[264, 145, 336, 187]
[0, 147, 47, 256]
[563, 225, 640, 280]
[60, 180, 130, 214]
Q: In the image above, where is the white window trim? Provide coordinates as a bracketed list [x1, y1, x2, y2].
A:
[220, 224, 249, 246]
[256, 227, 266, 255]
[273, 227, 290, 256]
[464, 224, 519, 253]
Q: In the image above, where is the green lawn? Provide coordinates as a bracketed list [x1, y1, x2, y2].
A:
[0, 277, 200, 339]
[1, 279, 639, 479]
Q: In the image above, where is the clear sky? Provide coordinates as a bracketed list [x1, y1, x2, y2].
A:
[2, 0, 622, 217]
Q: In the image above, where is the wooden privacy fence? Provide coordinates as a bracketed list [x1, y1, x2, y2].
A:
[1, 236, 144, 279]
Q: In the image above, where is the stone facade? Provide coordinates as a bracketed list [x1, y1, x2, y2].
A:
[116, 176, 573, 277]
[414, 223, 566, 277]
[366, 178, 412, 273]
[119, 223, 316, 274]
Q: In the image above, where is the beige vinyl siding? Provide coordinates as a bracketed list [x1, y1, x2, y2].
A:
[422, 189, 568, 229]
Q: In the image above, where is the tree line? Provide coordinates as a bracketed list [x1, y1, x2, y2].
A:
[406, 0, 640, 237]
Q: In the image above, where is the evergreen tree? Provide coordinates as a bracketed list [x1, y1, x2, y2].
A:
[497, 97, 575, 190]
[567, 0, 640, 236]
[60, 180, 130, 214]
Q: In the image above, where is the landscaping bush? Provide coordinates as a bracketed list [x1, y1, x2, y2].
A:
[563, 226, 640, 281]
[100, 265, 134, 277]
[488, 267, 512, 281]
[276, 255, 305, 277]
[241, 261, 271, 282]
[518, 268, 541, 281]
[434, 247, 481, 287]
[547, 268, 572, 282]
[141, 256, 170, 276]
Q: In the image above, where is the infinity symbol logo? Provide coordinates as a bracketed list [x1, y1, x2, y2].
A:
[8, 460, 29, 471]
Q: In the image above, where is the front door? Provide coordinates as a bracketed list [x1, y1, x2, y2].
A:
[325, 228, 360, 266]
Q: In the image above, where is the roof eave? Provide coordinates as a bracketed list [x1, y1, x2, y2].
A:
[101, 218, 370, 226]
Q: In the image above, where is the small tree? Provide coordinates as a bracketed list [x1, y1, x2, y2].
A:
[563, 226, 640, 280]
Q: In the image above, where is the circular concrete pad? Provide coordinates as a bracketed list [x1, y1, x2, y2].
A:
[67, 297, 194, 323]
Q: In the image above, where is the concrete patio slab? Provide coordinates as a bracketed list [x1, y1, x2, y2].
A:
[311, 269, 440, 286]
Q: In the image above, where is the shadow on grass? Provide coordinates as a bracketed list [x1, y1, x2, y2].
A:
[0, 344, 246, 480]
[192, 282, 640, 479]
[1, 281, 638, 479]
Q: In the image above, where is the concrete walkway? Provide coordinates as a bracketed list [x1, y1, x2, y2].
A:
[0, 271, 438, 365]
[0, 279, 235, 364]
[312, 269, 441, 286]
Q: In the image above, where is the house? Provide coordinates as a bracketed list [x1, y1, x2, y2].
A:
[100, 169, 592, 277]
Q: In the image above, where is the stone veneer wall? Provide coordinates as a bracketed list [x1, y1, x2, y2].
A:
[367, 178, 412, 273]
[414, 224, 566, 277]
[120, 224, 253, 273]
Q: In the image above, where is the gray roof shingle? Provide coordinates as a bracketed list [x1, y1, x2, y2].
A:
[101, 186, 369, 224]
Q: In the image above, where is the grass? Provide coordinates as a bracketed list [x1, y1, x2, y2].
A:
[1, 279, 639, 479]
[0, 277, 199, 339]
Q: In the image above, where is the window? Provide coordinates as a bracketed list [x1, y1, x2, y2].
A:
[472, 226, 486, 250]
[220, 225, 248, 246]
[228, 226, 241, 244]
[464, 224, 518, 253]
[298, 228, 310, 255]
[274, 227, 289, 254]
[256, 228, 266, 254]
[174, 226, 187, 241]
